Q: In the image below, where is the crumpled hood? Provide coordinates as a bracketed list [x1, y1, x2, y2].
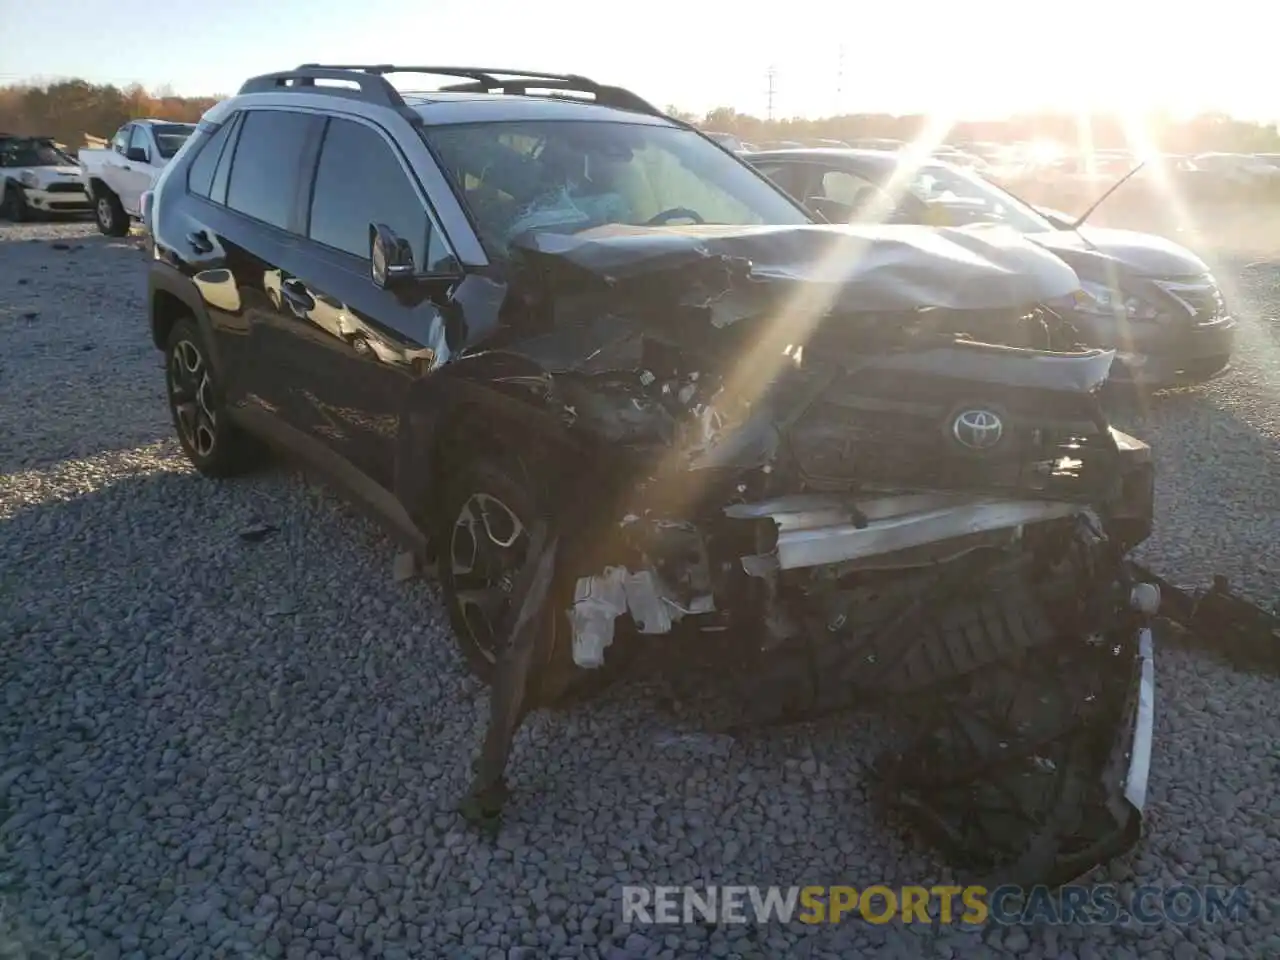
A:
[1027, 226, 1209, 280]
[512, 222, 1083, 319]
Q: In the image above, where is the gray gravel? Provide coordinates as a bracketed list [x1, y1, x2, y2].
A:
[1, 219, 1278, 959]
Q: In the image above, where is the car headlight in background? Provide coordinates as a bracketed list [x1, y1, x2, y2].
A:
[18, 171, 39, 189]
[1074, 280, 1160, 321]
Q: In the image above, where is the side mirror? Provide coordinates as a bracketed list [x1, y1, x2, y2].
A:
[125, 146, 148, 163]
[369, 223, 417, 289]
[805, 196, 855, 224]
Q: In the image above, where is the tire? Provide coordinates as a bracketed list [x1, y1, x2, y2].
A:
[93, 186, 129, 236]
[164, 317, 260, 477]
[1, 184, 29, 222]
[433, 449, 592, 707]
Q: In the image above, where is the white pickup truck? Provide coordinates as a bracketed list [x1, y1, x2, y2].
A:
[78, 119, 196, 235]
[0, 135, 91, 221]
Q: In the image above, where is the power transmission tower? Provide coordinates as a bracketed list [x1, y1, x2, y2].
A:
[836, 45, 845, 115]
[766, 66, 776, 121]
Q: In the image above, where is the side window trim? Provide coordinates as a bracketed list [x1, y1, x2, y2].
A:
[209, 112, 244, 206]
[302, 112, 457, 268]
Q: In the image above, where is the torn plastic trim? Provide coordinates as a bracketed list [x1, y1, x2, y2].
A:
[730, 492, 1086, 573]
[1124, 624, 1156, 812]
[1049, 616, 1156, 888]
[568, 565, 715, 669]
[1128, 564, 1280, 674]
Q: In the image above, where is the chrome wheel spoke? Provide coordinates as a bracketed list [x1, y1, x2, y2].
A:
[169, 339, 217, 458]
[475, 493, 525, 550]
[449, 491, 530, 663]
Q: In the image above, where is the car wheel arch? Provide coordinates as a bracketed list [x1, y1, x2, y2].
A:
[394, 361, 587, 538]
[148, 268, 222, 375]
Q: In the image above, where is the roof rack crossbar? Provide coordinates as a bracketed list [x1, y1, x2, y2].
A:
[237, 68, 407, 109]
[295, 64, 664, 117]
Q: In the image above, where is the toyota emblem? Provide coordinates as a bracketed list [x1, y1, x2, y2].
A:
[952, 409, 1004, 450]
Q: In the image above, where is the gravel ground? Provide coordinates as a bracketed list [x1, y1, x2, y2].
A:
[1, 219, 1278, 960]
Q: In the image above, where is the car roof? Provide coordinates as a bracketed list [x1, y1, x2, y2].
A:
[210, 88, 681, 129]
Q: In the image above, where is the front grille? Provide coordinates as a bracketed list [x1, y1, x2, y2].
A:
[1157, 277, 1225, 324]
[786, 370, 1118, 499]
[44, 181, 85, 194]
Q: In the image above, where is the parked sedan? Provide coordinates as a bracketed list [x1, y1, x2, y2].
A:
[745, 148, 1236, 385]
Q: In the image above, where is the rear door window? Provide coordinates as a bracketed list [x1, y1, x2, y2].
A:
[224, 109, 317, 232]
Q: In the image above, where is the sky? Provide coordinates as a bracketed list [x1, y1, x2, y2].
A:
[0, 0, 1272, 121]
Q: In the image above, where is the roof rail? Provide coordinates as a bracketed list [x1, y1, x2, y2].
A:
[237, 68, 407, 109]
[295, 64, 665, 117]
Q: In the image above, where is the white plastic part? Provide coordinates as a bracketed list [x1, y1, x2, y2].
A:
[1129, 582, 1161, 616]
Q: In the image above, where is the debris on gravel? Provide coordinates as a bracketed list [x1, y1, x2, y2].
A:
[1, 220, 1278, 959]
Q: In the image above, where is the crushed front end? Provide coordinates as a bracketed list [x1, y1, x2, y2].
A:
[460, 223, 1158, 887]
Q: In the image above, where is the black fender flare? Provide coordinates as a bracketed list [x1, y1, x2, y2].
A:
[393, 353, 590, 531]
[147, 260, 225, 377]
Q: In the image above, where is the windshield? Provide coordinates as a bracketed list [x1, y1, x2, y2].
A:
[904, 162, 1053, 233]
[421, 119, 810, 256]
[152, 123, 196, 159]
[0, 140, 74, 167]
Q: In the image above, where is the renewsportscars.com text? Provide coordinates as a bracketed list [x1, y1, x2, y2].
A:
[621, 884, 1251, 926]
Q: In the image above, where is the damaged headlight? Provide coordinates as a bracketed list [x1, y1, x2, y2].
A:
[1073, 281, 1160, 322]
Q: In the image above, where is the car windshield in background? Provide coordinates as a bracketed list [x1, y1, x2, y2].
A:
[153, 124, 196, 159]
[907, 163, 1053, 233]
[421, 120, 810, 256]
[0, 140, 74, 167]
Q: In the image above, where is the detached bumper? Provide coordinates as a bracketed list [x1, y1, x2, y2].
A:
[1053, 623, 1155, 885]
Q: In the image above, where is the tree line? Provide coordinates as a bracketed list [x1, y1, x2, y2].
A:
[0, 80, 219, 148]
[2, 78, 1276, 156]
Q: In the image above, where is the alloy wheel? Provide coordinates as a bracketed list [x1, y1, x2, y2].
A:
[449, 492, 530, 663]
[169, 339, 217, 458]
[96, 196, 113, 232]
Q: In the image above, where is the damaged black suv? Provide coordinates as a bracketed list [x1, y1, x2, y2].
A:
[147, 65, 1159, 886]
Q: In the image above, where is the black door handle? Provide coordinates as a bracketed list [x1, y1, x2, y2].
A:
[186, 230, 213, 254]
[280, 280, 315, 313]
